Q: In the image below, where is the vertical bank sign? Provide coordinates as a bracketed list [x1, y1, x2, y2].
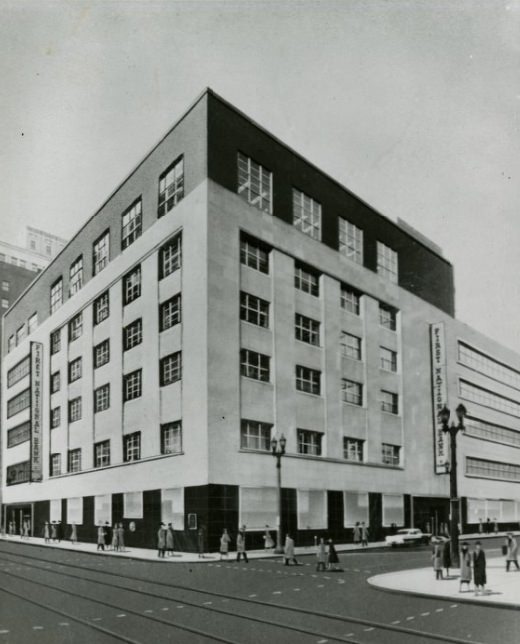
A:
[30, 341, 43, 482]
[430, 323, 449, 474]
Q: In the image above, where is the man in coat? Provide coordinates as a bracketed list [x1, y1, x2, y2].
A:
[236, 527, 248, 563]
[157, 523, 167, 558]
[283, 534, 299, 565]
[505, 533, 519, 571]
[473, 541, 487, 595]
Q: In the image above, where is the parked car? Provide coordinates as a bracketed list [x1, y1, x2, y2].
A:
[385, 528, 430, 547]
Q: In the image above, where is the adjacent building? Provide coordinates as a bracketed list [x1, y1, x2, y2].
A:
[2, 89, 519, 550]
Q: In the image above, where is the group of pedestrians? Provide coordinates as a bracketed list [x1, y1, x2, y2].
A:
[433, 539, 487, 595]
[352, 522, 369, 547]
[156, 523, 176, 557]
[97, 522, 126, 551]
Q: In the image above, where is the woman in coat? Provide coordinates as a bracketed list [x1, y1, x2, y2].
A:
[220, 528, 231, 560]
[316, 537, 327, 571]
[117, 523, 125, 552]
[157, 523, 167, 558]
[112, 524, 119, 551]
[43, 522, 50, 544]
[473, 541, 486, 595]
[236, 528, 248, 563]
[327, 539, 341, 570]
[432, 543, 443, 580]
[353, 522, 361, 545]
[70, 522, 77, 545]
[442, 540, 452, 577]
[166, 523, 174, 556]
[263, 526, 274, 550]
[459, 542, 472, 592]
[50, 522, 57, 543]
[283, 534, 299, 565]
[97, 525, 106, 551]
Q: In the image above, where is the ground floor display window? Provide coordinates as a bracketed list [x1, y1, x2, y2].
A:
[50, 498, 61, 523]
[239, 487, 277, 530]
[67, 497, 83, 525]
[94, 494, 112, 525]
[297, 489, 327, 529]
[343, 491, 369, 527]
[123, 491, 143, 519]
[382, 494, 404, 526]
[161, 488, 184, 529]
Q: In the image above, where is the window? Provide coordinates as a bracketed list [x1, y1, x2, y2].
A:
[50, 278, 63, 314]
[93, 339, 110, 368]
[8, 335, 15, 353]
[240, 292, 269, 328]
[382, 443, 401, 466]
[7, 421, 31, 448]
[338, 218, 363, 264]
[160, 352, 182, 386]
[293, 188, 321, 240]
[381, 390, 399, 414]
[123, 369, 142, 402]
[67, 448, 81, 473]
[1, 298, 8, 309]
[16, 324, 26, 345]
[296, 365, 321, 395]
[6, 461, 30, 486]
[2, 280, 9, 292]
[7, 388, 30, 418]
[68, 397, 82, 423]
[240, 234, 270, 274]
[94, 440, 111, 468]
[123, 318, 143, 351]
[93, 230, 110, 275]
[343, 491, 369, 528]
[69, 256, 84, 296]
[341, 332, 362, 360]
[458, 342, 520, 390]
[297, 429, 322, 456]
[377, 242, 398, 283]
[297, 490, 327, 529]
[464, 416, 520, 448]
[50, 453, 61, 477]
[342, 379, 363, 406]
[94, 384, 110, 413]
[50, 371, 61, 394]
[239, 487, 278, 530]
[295, 313, 320, 346]
[121, 198, 142, 249]
[68, 357, 82, 383]
[460, 380, 520, 418]
[93, 291, 109, 324]
[159, 294, 181, 331]
[240, 349, 270, 382]
[123, 265, 141, 305]
[68, 313, 83, 342]
[379, 303, 397, 331]
[237, 152, 272, 214]
[343, 437, 364, 462]
[158, 157, 184, 217]
[294, 262, 320, 296]
[50, 329, 61, 355]
[240, 419, 272, 451]
[124, 432, 141, 462]
[161, 421, 182, 454]
[7, 355, 30, 388]
[50, 406, 61, 428]
[466, 457, 520, 482]
[159, 234, 182, 279]
[380, 347, 397, 372]
[383, 494, 404, 526]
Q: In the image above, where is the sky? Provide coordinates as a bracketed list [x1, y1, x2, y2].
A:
[1, 0, 519, 349]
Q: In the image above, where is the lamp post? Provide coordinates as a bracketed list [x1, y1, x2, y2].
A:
[439, 403, 467, 567]
[271, 434, 286, 554]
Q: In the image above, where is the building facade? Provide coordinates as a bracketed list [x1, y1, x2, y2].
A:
[2, 89, 519, 550]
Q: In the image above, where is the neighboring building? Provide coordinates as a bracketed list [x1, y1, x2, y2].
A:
[1, 89, 519, 550]
[26, 227, 66, 260]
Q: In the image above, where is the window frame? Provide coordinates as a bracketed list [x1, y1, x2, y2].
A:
[121, 198, 143, 250]
[158, 157, 184, 217]
[92, 229, 110, 275]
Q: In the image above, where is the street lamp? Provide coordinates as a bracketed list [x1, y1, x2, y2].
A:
[271, 434, 287, 554]
[439, 403, 467, 567]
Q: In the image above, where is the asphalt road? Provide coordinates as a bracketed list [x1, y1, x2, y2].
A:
[0, 540, 518, 644]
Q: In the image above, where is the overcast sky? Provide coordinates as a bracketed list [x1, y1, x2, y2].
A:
[1, 0, 519, 350]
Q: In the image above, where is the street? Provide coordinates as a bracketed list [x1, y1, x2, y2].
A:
[0, 540, 518, 643]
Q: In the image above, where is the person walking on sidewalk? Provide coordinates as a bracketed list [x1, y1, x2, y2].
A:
[473, 541, 487, 595]
[316, 537, 327, 571]
[51, 522, 58, 543]
[283, 534, 299, 565]
[327, 539, 342, 571]
[442, 540, 452, 578]
[236, 527, 248, 563]
[166, 523, 174, 556]
[197, 525, 205, 559]
[353, 522, 361, 546]
[263, 526, 274, 550]
[117, 523, 125, 552]
[112, 524, 120, 551]
[97, 524, 106, 551]
[459, 542, 472, 592]
[104, 523, 112, 551]
[44, 522, 50, 544]
[70, 522, 77, 545]
[220, 528, 231, 560]
[361, 522, 369, 547]
[157, 523, 167, 558]
[505, 533, 519, 571]
[432, 543, 443, 580]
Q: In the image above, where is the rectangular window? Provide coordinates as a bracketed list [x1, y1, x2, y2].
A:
[6, 460, 30, 486]
[240, 234, 270, 274]
[8, 335, 15, 353]
[295, 313, 320, 346]
[93, 230, 110, 275]
[296, 365, 321, 395]
[297, 490, 327, 529]
[68, 357, 82, 383]
[16, 324, 26, 345]
[123, 265, 141, 305]
[382, 494, 404, 526]
[68, 397, 82, 423]
[28, 313, 38, 334]
[159, 293, 181, 331]
[69, 255, 84, 296]
[240, 419, 272, 451]
[466, 457, 520, 482]
[464, 416, 520, 448]
[237, 152, 273, 214]
[458, 342, 520, 390]
[123, 318, 143, 351]
[159, 234, 182, 279]
[94, 440, 111, 468]
[7, 421, 31, 448]
[94, 384, 110, 413]
[382, 443, 401, 466]
[239, 487, 277, 531]
[293, 188, 321, 240]
[341, 332, 362, 360]
[294, 262, 320, 297]
[161, 421, 182, 454]
[50, 453, 61, 477]
[338, 218, 363, 264]
[343, 437, 364, 462]
[297, 429, 322, 456]
[380, 347, 397, 372]
[93, 339, 110, 368]
[50, 406, 61, 428]
[93, 291, 110, 324]
[50, 371, 61, 394]
[342, 379, 363, 406]
[240, 292, 269, 328]
[343, 491, 369, 528]
[123, 369, 142, 402]
[7, 355, 30, 388]
[160, 352, 182, 386]
[158, 157, 184, 217]
[377, 241, 398, 283]
[50, 278, 63, 314]
[121, 198, 142, 249]
[50, 329, 61, 355]
[67, 448, 81, 473]
[123, 431, 141, 462]
[1, 298, 8, 309]
[2, 280, 9, 292]
[68, 313, 83, 342]
[379, 303, 397, 331]
[7, 388, 30, 418]
[381, 390, 399, 414]
[460, 380, 520, 418]
[240, 349, 270, 382]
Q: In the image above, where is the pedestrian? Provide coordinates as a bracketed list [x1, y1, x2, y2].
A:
[432, 543, 443, 580]
[485, 518, 492, 534]
[353, 522, 361, 545]
[478, 518, 483, 534]
[157, 523, 167, 558]
[198, 525, 205, 558]
[97, 524, 106, 551]
[284, 534, 299, 565]
[117, 523, 125, 551]
[327, 539, 341, 571]
[459, 542, 472, 592]
[166, 523, 174, 556]
[56, 521, 62, 543]
[316, 537, 327, 571]
[442, 540, 452, 577]
[493, 518, 499, 535]
[51, 521, 58, 543]
[505, 533, 519, 571]
[8, 521, 14, 536]
[361, 522, 369, 547]
[70, 522, 77, 545]
[44, 521, 50, 544]
[220, 528, 231, 560]
[236, 526, 248, 563]
[112, 523, 119, 551]
[473, 541, 487, 595]
[22, 519, 30, 539]
[263, 526, 274, 550]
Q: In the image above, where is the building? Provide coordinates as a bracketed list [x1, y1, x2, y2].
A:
[26, 227, 67, 260]
[2, 89, 519, 550]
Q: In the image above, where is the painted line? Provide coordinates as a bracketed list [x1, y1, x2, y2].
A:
[293, 588, 301, 591]
[273, 591, 282, 595]
[58, 623, 69, 627]
[421, 612, 430, 616]
[345, 634, 354, 638]
[391, 620, 400, 624]
[435, 608, 444, 612]
[317, 640, 328, 643]
[116, 614, 126, 618]
[177, 605, 185, 609]
[317, 584, 325, 588]
[0, 630, 9, 634]
[203, 602, 213, 605]
[32, 626, 44, 630]
[450, 604, 458, 608]
[364, 627, 374, 632]
[92, 618, 102, 621]
[161, 607, 169, 611]
[406, 616, 415, 621]
[144, 609, 153, 613]
[248, 594, 257, 598]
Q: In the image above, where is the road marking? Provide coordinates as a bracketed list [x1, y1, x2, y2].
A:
[161, 607, 169, 611]
[293, 588, 300, 591]
[364, 627, 374, 632]
[317, 640, 328, 643]
[0, 630, 9, 634]
[323, 576, 330, 580]
[203, 601, 213, 605]
[58, 623, 69, 627]
[392, 620, 400, 624]
[92, 618, 102, 621]
[406, 616, 415, 621]
[354, 568, 360, 572]
[273, 591, 282, 595]
[32, 626, 44, 630]
[116, 614, 126, 618]
[450, 604, 458, 608]
[421, 612, 430, 616]
[177, 605, 185, 609]
[345, 634, 354, 638]
[317, 584, 325, 588]
[248, 594, 257, 598]
[144, 609, 153, 613]
[435, 608, 444, 612]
